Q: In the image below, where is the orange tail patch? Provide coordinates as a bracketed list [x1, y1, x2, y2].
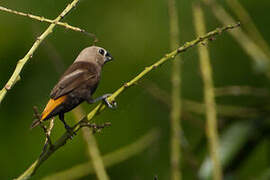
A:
[31, 95, 67, 129]
[41, 95, 67, 120]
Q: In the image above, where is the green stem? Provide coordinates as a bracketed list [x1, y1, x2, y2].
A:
[42, 129, 159, 180]
[226, 0, 270, 59]
[167, 0, 182, 179]
[193, 3, 222, 180]
[201, 0, 270, 76]
[73, 108, 110, 180]
[0, 5, 95, 37]
[142, 81, 260, 118]
[16, 23, 240, 179]
[0, 0, 81, 105]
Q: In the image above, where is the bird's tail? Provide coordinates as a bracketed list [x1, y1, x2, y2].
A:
[31, 96, 67, 129]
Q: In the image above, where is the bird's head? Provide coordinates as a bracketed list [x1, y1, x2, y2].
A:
[75, 46, 113, 66]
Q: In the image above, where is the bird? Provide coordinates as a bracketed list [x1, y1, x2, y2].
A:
[31, 46, 115, 131]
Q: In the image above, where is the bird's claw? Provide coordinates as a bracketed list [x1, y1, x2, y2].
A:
[102, 94, 117, 109]
[104, 98, 117, 109]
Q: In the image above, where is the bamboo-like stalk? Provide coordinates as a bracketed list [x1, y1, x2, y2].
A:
[167, 0, 182, 179]
[41, 129, 159, 180]
[0, 5, 96, 39]
[201, 0, 270, 76]
[199, 122, 251, 179]
[0, 0, 81, 105]
[15, 23, 239, 179]
[193, 3, 222, 180]
[73, 107, 110, 180]
[226, 0, 270, 59]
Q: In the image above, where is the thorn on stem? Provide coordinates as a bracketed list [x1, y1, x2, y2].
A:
[124, 83, 129, 88]
[80, 122, 111, 134]
[209, 36, 216, 41]
[4, 84, 11, 90]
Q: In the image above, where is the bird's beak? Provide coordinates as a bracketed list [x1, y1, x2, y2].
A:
[105, 52, 113, 63]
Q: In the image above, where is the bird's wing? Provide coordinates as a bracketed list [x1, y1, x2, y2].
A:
[50, 68, 96, 99]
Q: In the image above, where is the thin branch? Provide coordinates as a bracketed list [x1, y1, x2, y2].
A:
[193, 3, 222, 180]
[0, 0, 81, 105]
[226, 0, 270, 59]
[16, 23, 240, 179]
[167, 0, 182, 179]
[41, 118, 55, 155]
[201, 0, 270, 77]
[142, 81, 260, 118]
[183, 100, 259, 118]
[72, 107, 110, 180]
[0, 5, 97, 41]
[41, 129, 159, 180]
[215, 86, 269, 97]
[33, 106, 55, 153]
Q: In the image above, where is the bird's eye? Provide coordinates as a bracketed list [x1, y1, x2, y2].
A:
[99, 49, 105, 56]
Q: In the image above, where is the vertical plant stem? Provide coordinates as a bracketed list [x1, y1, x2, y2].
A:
[15, 24, 239, 180]
[226, 0, 270, 59]
[73, 107, 110, 180]
[199, 122, 251, 179]
[42, 129, 159, 180]
[193, 3, 223, 180]
[167, 0, 182, 179]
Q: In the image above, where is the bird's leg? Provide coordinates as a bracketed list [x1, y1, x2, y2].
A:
[87, 93, 117, 109]
[59, 113, 76, 136]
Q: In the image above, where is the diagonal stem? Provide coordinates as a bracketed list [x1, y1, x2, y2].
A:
[15, 23, 240, 180]
[0, 5, 96, 41]
[41, 129, 159, 180]
[201, 0, 270, 77]
[0, 0, 81, 105]
[225, 0, 270, 59]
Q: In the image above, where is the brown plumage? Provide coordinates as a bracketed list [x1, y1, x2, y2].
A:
[31, 46, 114, 129]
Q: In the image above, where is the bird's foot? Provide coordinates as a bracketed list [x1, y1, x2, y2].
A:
[102, 94, 117, 109]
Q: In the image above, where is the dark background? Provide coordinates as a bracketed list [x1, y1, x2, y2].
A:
[0, 0, 270, 179]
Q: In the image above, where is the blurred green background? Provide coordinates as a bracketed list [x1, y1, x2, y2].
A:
[1, 0, 270, 179]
